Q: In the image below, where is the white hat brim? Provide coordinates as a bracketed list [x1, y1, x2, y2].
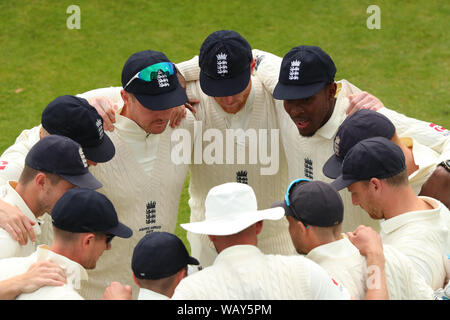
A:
[181, 207, 285, 236]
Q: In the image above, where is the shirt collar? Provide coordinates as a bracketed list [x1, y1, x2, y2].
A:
[380, 197, 441, 235]
[214, 245, 262, 266]
[5, 181, 41, 235]
[36, 245, 88, 290]
[306, 237, 357, 263]
[114, 106, 150, 140]
[138, 288, 170, 300]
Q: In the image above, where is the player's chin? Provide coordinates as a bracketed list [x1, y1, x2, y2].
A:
[149, 121, 169, 134]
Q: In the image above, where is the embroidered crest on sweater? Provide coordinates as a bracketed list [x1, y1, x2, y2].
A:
[145, 201, 156, 225]
[216, 52, 228, 76]
[289, 60, 301, 80]
[304, 158, 313, 179]
[236, 170, 248, 184]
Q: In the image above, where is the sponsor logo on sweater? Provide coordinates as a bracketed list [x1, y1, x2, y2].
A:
[171, 121, 280, 175]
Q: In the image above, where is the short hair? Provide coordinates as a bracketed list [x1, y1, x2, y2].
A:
[359, 168, 409, 188]
[134, 266, 187, 289]
[311, 224, 342, 242]
[382, 168, 409, 187]
[19, 165, 63, 185]
[52, 226, 83, 243]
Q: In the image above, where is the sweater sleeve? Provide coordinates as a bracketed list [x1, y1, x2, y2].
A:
[378, 107, 450, 162]
[0, 126, 41, 185]
[176, 56, 200, 82]
[252, 49, 282, 94]
[76, 86, 124, 106]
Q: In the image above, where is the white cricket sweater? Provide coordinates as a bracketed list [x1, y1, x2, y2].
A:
[253, 49, 450, 233]
[307, 237, 434, 300]
[0, 245, 87, 300]
[172, 245, 350, 300]
[0, 181, 41, 259]
[380, 196, 449, 290]
[177, 57, 294, 267]
[78, 111, 194, 300]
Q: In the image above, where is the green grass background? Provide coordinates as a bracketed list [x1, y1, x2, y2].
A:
[1, 0, 449, 251]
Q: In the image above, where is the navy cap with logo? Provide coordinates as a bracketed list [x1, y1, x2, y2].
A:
[121, 50, 188, 110]
[199, 30, 253, 97]
[132, 232, 199, 280]
[51, 188, 132, 238]
[271, 180, 343, 227]
[323, 109, 396, 179]
[25, 135, 102, 190]
[41, 95, 115, 163]
[273, 45, 336, 100]
[331, 137, 406, 191]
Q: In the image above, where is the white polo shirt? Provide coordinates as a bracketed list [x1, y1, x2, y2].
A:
[138, 288, 169, 300]
[0, 181, 41, 259]
[307, 237, 434, 300]
[0, 245, 88, 300]
[380, 196, 449, 290]
[172, 245, 351, 300]
[77, 87, 160, 175]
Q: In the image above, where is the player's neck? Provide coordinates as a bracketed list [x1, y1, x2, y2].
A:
[383, 187, 432, 220]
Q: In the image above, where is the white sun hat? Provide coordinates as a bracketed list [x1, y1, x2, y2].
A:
[181, 182, 285, 236]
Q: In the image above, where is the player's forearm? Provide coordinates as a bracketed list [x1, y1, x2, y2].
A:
[0, 276, 25, 300]
[364, 252, 389, 300]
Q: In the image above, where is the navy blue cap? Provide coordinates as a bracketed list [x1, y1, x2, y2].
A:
[273, 45, 336, 100]
[121, 50, 188, 110]
[25, 135, 102, 190]
[271, 180, 343, 227]
[132, 232, 199, 280]
[51, 188, 132, 238]
[331, 137, 406, 191]
[323, 110, 396, 179]
[199, 30, 253, 97]
[41, 95, 115, 163]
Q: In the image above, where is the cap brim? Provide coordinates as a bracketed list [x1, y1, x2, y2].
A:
[322, 155, 343, 179]
[134, 85, 188, 110]
[187, 256, 200, 266]
[273, 81, 326, 100]
[60, 172, 103, 190]
[330, 175, 358, 191]
[82, 134, 115, 163]
[106, 222, 133, 239]
[181, 207, 284, 236]
[200, 66, 251, 97]
[270, 200, 294, 217]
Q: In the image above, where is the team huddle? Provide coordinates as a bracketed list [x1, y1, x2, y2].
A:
[0, 30, 449, 300]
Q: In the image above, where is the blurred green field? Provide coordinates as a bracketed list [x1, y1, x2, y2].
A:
[0, 0, 448, 251]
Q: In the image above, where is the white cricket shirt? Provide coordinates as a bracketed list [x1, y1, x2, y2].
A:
[0, 181, 41, 259]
